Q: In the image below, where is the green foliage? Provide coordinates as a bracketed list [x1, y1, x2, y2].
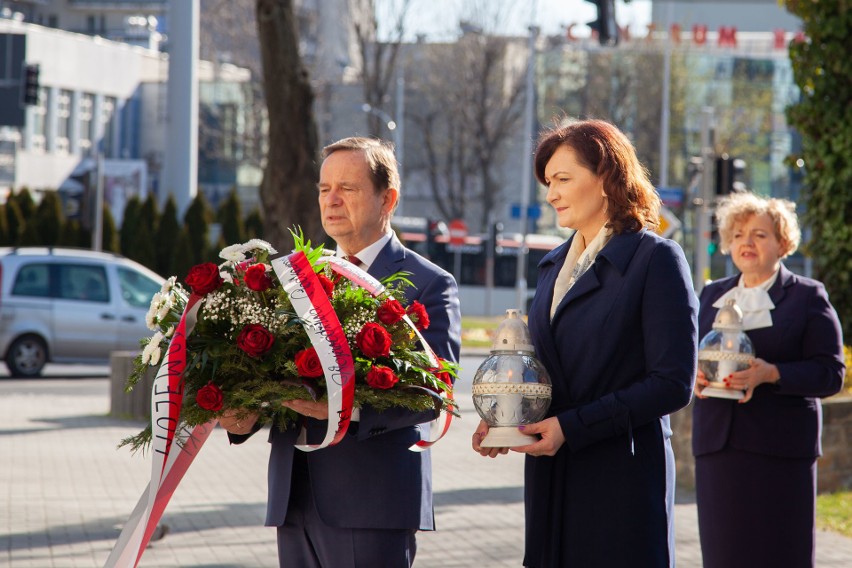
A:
[132, 217, 157, 269]
[101, 205, 120, 252]
[57, 219, 83, 247]
[817, 491, 852, 538]
[244, 208, 264, 239]
[18, 220, 39, 246]
[155, 195, 181, 276]
[785, 1, 852, 340]
[171, 227, 195, 281]
[4, 196, 24, 245]
[183, 192, 213, 264]
[119, 234, 458, 453]
[34, 192, 64, 246]
[0, 205, 9, 245]
[120, 195, 142, 257]
[11, 188, 35, 220]
[139, 193, 160, 236]
[217, 188, 246, 244]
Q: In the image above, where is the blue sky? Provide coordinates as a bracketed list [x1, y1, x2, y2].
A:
[379, 0, 652, 41]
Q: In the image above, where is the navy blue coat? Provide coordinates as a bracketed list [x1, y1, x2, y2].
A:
[524, 229, 698, 568]
[233, 235, 461, 531]
[692, 264, 845, 459]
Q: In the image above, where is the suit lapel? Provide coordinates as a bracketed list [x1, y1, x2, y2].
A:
[367, 235, 406, 282]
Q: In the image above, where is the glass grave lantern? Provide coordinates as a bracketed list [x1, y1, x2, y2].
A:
[697, 298, 755, 400]
[472, 309, 552, 447]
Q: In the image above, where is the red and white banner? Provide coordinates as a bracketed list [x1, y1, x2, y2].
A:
[321, 255, 453, 451]
[105, 295, 214, 568]
[107, 251, 454, 565]
[272, 251, 356, 451]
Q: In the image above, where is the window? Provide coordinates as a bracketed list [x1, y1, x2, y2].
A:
[56, 89, 72, 153]
[78, 93, 94, 154]
[118, 267, 161, 308]
[101, 96, 116, 157]
[11, 264, 50, 298]
[57, 264, 109, 303]
[31, 88, 47, 152]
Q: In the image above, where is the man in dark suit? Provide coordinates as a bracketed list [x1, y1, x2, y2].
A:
[221, 137, 461, 568]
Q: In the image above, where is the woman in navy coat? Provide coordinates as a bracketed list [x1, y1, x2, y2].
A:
[473, 120, 698, 567]
[692, 191, 845, 568]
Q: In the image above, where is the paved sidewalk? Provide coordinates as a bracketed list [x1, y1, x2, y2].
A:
[2, 358, 852, 567]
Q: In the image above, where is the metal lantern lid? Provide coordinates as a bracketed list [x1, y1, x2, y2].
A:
[712, 298, 745, 332]
[490, 309, 534, 354]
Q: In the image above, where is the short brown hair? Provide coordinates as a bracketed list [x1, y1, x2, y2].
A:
[534, 119, 660, 234]
[715, 191, 800, 258]
[322, 137, 400, 194]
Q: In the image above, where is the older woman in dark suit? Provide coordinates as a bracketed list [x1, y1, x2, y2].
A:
[693, 191, 845, 568]
[473, 119, 698, 567]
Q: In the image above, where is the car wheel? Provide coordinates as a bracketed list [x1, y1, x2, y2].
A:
[6, 335, 48, 377]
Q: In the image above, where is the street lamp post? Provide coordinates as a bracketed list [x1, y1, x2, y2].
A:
[514, 25, 539, 314]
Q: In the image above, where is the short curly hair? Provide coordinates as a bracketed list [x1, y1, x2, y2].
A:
[715, 191, 801, 258]
[534, 119, 660, 234]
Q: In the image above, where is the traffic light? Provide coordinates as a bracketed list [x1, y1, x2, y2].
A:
[22, 64, 40, 106]
[715, 154, 747, 195]
[586, 0, 618, 46]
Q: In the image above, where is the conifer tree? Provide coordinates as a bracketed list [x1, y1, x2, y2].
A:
[19, 221, 39, 246]
[120, 195, 142, 257]
[34, 191, 64, 246]
[217, 188, 245, 244]
[171, 227, 196, 281]
[183, 192, 213, 264]
[12, 188, 36, 220]
[101, 205, 120, 252]
[244, 208, 264, 240]
[5, 200, 24, 246]
[155, 195, 181, 276]
[0, 205, 9, 245]
[58, 219, 83, 247]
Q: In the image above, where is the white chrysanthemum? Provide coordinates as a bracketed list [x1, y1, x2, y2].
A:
[164, 326, 175, 338]
[219, 243, 248, 262]
[155, 293, 172, 319]
[220, 271, 234, 284]
[159, 276, 177, 294]
[141, 331, 164, 366]
[243, 239, 277, 255]
[145, 292, 164, 330]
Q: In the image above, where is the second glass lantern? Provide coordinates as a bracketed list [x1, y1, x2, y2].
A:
[697, 298, 755, 400]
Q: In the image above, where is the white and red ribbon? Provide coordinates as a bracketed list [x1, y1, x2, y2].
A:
[107, 251, 454, 565]
[105, 295, 218, 568]
[271, 252, 356, 451]
[321, 255, 454, 451]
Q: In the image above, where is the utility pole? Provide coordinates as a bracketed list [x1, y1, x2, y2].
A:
[514, 25, 539, 314]
[694, 107, 715, 293]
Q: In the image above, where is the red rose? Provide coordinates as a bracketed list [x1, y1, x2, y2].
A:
[377, 298, 406, 325]
[365, 365, 399, 389]
[355, 322, 392, 358]
[185, 263, 224, 295]
[244, 264, 273, 291]
[432, 358, 453, 386]
[236, 324, 275, 357]
[295, 347, 324, 378]
[196, 382, 224, 411]
[406, 301, 430, 330]
[316, 273, 335, 297]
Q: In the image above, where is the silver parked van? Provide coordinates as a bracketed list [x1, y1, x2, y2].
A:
[0, 247, 165, 377]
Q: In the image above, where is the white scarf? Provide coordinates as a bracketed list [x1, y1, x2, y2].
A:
[712, 270, 779, 330]
[550, 226, 612, 319]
